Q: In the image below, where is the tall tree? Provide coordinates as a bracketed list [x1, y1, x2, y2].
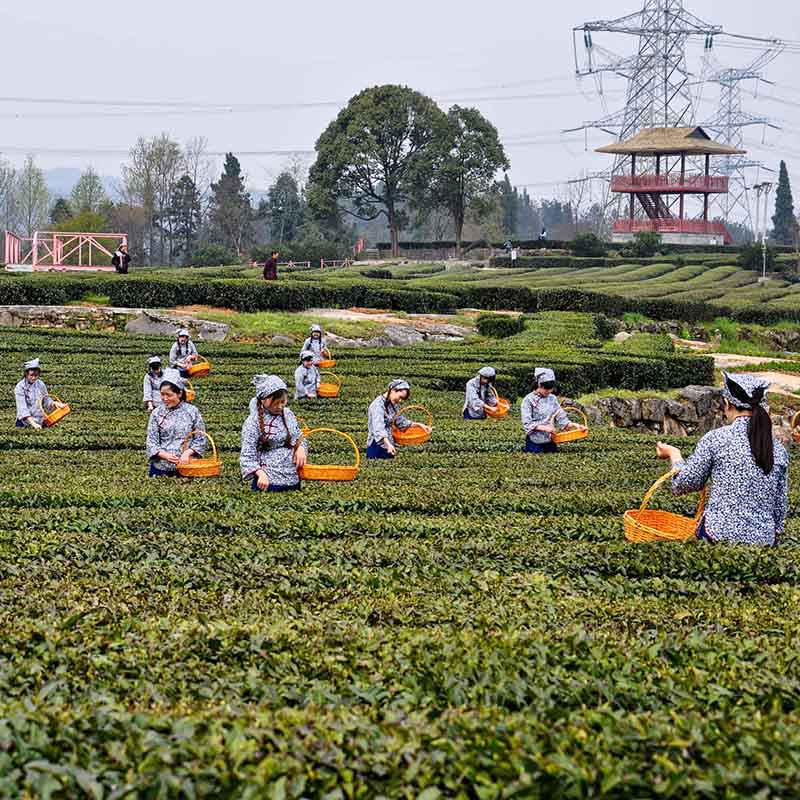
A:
[498, 174, 517, 236]
[14, 156, 50, 236]
[772, 160, 797, 245]
[308, 85, 448, 257]
[50, 198, 73, 226]
[121, 137, 158, 264]
[209, 153, 252, 254]
[151, 135, 184, 264]
[169, 174, 202, 263]
[70, 166, 107, 214]
[0, 159, 17, 234]
[421, 105, 509, 255]
[267, 171, 305, 242]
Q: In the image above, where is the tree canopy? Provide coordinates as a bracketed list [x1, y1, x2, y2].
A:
[308, 85, 448, 256]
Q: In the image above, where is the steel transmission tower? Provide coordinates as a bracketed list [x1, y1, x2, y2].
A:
[569, 1, 721, 220]
[702, 46, 783, 229]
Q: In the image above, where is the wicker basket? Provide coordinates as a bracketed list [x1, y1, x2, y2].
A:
[484, 386, 510, 419]
[176, 430, 221, 478]
[318, 371, 341, 398]
[296, 416, 311, 436]
[185, 381, 196, 403]
[550, 407, 589, 444]
[186, 356, 211, 378]
[624, 470, 706, 543]
[792, 411, 800, 444]
[318, 348, 337, 369]
[40, 394, 71, 427]
[297, 427, 360, 482]
[392, 404, 433, 446]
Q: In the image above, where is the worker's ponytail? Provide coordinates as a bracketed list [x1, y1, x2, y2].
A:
[748, 403, 774, 475]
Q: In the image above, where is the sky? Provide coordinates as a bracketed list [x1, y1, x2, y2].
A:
[0, 0, 799, 217]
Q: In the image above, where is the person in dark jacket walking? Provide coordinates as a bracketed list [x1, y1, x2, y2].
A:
[263, 250, 279, 280]
[112, 244, 131, 273]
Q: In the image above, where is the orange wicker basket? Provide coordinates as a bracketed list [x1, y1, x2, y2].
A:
[392, 404, 433, 446]
[550, 406, 589, 444]
[296, 416, 311, 436]
[318, 371, 341, 398]
[624, 469, 707, 543]
[484, 386, 510, 419]
[297, 427, 360, 482]
[186, 356, 211, 378]
[318, 348, 337, 369]
[792, 411, 800, 444]
[185, 380, 196, 403]
[176, 430, 221, 478]
[40, 394, 71, 427]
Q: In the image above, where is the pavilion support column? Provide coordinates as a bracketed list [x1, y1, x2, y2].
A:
[703, 194, 709, 222]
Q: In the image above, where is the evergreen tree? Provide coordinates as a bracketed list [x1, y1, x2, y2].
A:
[772, 160, 797, 245]
[50, 197, 73, 226]
[209, 153, 253, 254]
[267, 172, 304, 242]
[169, 175, 202, 263]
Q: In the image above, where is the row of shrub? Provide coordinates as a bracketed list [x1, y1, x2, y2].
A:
[3, 271, 799, 326]
[487, 255, 731, 269]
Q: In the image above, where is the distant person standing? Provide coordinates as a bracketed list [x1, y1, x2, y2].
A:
[112, 243, 131, 274]
[539, 227, 547, 241]
[263, 250, 279, 281]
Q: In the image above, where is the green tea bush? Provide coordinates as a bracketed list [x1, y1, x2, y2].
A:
[476, 313, 525, 338]
[570, 233, 608, 257]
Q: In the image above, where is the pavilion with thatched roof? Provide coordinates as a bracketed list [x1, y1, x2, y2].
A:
[596, 126, 745, 245]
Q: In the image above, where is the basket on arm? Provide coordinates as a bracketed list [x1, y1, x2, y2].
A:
[317, 372, 342, 398]
[185, 381, 196, 403]
[187, 356, 211, 378]
[550, 407, 589, 444]
[40, 394, 71, 427]
[484, 386, 510, 419]
[176, 430, 221, 478]
[392, 405, 433, 446]
[318, 348, 337, 369]
[792, 411, 800, 444]
[624, 469, 706, 543]
[297, 428, 360, 482]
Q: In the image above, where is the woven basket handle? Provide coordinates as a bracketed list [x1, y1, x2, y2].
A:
[296, 416, 309, 430]
[792, 411, 800, 431]
[38, 393, 60, 413]
[549, 406, 588, 427]
[319, 371, 341, 387]
[295, 427, 360, 470]
[640, 468, 707, 521]
[395, 404, 433, 428]
[180, 429, 216, 460]
[323, 347, 333, 358]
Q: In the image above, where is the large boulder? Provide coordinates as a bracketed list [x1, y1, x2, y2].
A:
[613, 331, 633, 344]
[270, 335, 294, 346]
[680, 385, 722, 417]
[641, 397, 667, 423]
[384, 325, 425, 346]
[124, 311, 228, 341]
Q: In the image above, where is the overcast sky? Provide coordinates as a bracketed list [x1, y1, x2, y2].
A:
[1, 0, 798, 209]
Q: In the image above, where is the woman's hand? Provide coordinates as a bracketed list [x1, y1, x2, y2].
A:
[294, 447, 307, 469]
[538, 424, 555, 435]
[55, 402, 66, 410]
[256, 469, 269, 491]
[384, 439, 397, 456]
[146, 402, 154, 412]
[178, 449, 194, 466]
[159, 450, 180, 464]
[656, 441, 682, 463]
[415, 423, 432, 435]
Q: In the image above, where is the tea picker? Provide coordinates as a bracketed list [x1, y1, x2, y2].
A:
[521, 368, 586, 454]
[169, 329, 206, 378]
[294, 350, 321, 400]
[145, 368, 207, 477]
[645, 372, 788, 546]
[301, 324, 328, 366]
[142, 355, 164, 412]
[366, 379, 433, 459]
[463, 366, 505, 420]
[240, 374, 308, 492]
[14, 358, 68, 429]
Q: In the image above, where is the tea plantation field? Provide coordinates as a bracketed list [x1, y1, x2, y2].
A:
[1, 314, 800, 797]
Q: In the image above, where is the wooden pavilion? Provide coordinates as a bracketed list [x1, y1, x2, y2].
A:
[596, 127, 744, 245]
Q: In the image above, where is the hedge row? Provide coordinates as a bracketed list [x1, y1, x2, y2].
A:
[488, 255, 731, 269]
[2, 273, 800, 326]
